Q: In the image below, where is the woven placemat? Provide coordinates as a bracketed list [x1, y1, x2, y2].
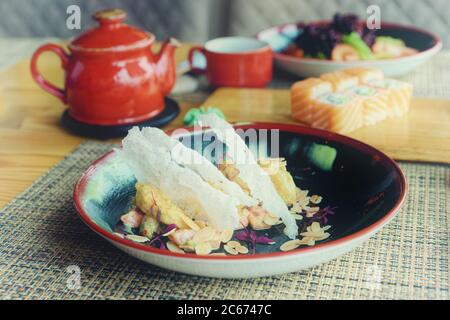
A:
[0, 141, 448, 300]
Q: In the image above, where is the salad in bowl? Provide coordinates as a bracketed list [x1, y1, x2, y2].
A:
[284, 13, 418, 61]
[257, 13, 442, 77]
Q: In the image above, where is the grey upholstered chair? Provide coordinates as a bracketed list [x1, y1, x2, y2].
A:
[0, 0, 448, 47]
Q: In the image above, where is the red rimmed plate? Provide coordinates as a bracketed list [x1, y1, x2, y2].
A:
[73, 123, 406, 278]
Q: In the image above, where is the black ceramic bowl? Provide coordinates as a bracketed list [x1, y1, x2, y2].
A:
[74, 123, 407, 278]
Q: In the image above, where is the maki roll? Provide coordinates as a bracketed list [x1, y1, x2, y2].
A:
[310, 92, 362, 133]
[291, 78, 333, 124]
[343, 67, 384, 84]
[346, 85, 388, 126]
[368, 79, 413, 117]
[320, 71, 359, 92]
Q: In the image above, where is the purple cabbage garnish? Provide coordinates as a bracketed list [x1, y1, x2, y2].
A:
[158, 241, 167, 250]
[299, 206, 337, 234]
[235, 228, 275, 253]
[292, 13, 371, 59]
[148, 224, 177, 249]
[332, 13, 362, 35]
[319, 206, 337, 224]
[294, 24, 341, 58]
[362, 27, 377, 47]
[162, 224, 178, 234]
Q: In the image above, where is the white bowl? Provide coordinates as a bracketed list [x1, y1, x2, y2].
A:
[257, 21, 442, 78]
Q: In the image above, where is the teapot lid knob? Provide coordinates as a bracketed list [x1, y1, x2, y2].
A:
[93, 8, 126, 25]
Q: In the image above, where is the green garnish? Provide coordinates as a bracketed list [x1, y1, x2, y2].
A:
[317, 52, 327, 60]
[183, 106, 225, 126]
[325, 94, 351, 105]
[305, 52, 327, 59]
[342, 32, 375, 60]
[321, 93, 351, 105]
[354, 86, 376, 96]
[307, 143, 337, 172]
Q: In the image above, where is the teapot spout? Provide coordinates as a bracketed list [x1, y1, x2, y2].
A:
[155, 37, 181, 96]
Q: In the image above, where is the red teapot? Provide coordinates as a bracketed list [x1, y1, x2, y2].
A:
[31, 9, 179, 125]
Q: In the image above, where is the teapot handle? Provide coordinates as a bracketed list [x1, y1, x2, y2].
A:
[30, 43, 69, 103]
[187, 46, 206, 74]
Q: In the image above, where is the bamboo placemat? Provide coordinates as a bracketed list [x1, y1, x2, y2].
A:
[0, 141, 448, 300]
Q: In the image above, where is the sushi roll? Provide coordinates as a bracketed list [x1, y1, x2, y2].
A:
[343, 67, 384, 84]
[290, 68, 413, 133]
[368, 79, 413, 117]
[310, 92, 362, 134]
[346, 85, 388, 126]
[320, 71, 359, 92]
[291, 78, 332, 124]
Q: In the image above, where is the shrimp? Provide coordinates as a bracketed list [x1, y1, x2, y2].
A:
[331, 44, 359, 61]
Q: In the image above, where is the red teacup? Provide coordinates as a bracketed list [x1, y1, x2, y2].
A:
[188, 37, 273, 88]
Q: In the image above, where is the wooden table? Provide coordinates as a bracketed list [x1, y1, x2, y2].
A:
[0, 41, 449, 209]
[0, 43, 198, 208]
[204, 88, 450, 164]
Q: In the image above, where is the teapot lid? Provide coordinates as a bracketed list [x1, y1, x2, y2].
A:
[70, 9, 154, 52]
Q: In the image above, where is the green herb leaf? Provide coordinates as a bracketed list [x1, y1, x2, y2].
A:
[342, 32, 375, 60]
[183, 106, 226, 126]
